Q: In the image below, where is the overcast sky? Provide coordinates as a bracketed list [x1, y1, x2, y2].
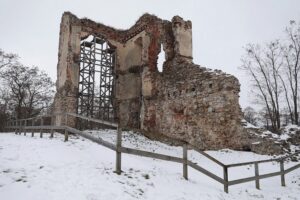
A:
[1, 0, 300, 109]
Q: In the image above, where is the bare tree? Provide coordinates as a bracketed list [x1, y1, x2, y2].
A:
[0, 65, 29, 119]
[281, 21, 300, 125]
[0, 89, 11, 131]
[0, 49, 18, 69]
[24, 66, 55, 117]
[241, 41, 283, 132]
[258, 107, 271, 129]
[278, 73, 294, 124]
[0, 65, 54, 119]
[243, 106, 258, 126]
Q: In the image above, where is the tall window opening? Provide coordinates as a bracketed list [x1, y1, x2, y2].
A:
[78, 35, 115, 122]
[157, 44, 165, 72]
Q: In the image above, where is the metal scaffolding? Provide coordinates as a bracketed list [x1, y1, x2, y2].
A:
[78, 36, 115, 122]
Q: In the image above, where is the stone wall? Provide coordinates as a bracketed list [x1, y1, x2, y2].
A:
[141, 60, 249, 150]
[53, 12, 250, 151]
[53, 13, 81, 126]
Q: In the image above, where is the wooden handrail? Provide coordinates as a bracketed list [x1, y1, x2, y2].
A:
[5, 113, 300, 194]
[120, 146, 183, 163]
[16, 112, 300, 171]
[284, 163, 300, 174]
[189, 144, 226, 167]
[6, 112, 117, 128]
[8, 112, 64, 123]
[8, 125, 64, 130]
[65, 126, 116, 151]
[66, 113, 118, 128]
[187, 160, 225, 184]
[228, 163, 300, 186]
[226, 151, 300, 168]
[228, 171, 283, 186]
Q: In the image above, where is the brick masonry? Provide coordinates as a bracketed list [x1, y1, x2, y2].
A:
[53, 12, 284, 153]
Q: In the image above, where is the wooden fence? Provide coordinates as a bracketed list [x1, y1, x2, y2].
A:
[5, 113, 300, 193]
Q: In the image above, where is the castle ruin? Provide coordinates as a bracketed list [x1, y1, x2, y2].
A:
[53, 12, 250, 151]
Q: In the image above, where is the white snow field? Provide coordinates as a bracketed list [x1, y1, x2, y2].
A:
[0, 131, 299, 200]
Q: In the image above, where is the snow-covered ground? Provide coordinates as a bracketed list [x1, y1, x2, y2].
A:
[0, 131, 299, 200]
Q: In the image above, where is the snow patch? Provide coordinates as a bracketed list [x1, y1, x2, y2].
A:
[0, 132, 299, 200]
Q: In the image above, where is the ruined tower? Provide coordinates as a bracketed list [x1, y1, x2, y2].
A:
[53, 12, 249, 150]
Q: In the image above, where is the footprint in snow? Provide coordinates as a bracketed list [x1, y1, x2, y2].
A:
[15, 177, 27, 183]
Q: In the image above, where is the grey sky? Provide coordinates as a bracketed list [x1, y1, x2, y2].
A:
[1, 0, 300, 109]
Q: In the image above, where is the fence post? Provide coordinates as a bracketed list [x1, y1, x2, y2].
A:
[21, 120, 24, 135]
[50, 129, 54, 138]
[14, 120, 18, 134]
[65, 113, 68, 127]
[40, 117, 43, 138]
[280, 160, 286, 187]
[9, 121, 11, 132]
[115, 127, 122, 175]
[64, 129, 68, 142]
[50, 115, 54, 138]
[22, 120, 25, 135]
[254, 162, 260, 189]
[64, 113, 68, 142]
[18, 120, 21, 135]
[16, 120, 19, 134]
[31, 119, 35, 137]
[19, 120, 22, 135]
[24, 120, 27, 136]
[183, 143, 188, 180]
[223, 166, 229, 193]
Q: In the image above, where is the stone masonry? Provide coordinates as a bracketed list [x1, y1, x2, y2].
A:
[53, 12, 252, 151]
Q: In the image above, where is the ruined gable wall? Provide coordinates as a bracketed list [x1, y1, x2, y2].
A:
[54, 12, 250, 150]
[53, 12, 164, 127]
[138, 17, 249, 150]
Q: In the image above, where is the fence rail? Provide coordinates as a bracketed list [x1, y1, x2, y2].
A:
[5, 112, 300, 193]
[226, 151, 300, 168]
